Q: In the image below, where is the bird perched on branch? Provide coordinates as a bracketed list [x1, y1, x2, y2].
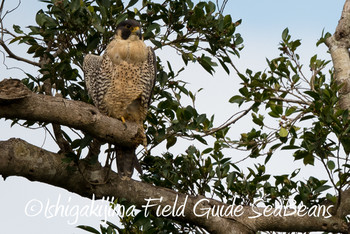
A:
[83, 19, 156, 177]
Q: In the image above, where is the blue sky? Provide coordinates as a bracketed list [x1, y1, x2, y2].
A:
[0, 1, 346, 233]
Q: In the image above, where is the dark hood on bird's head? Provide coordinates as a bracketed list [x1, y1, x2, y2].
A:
[116, 19, 142, 40]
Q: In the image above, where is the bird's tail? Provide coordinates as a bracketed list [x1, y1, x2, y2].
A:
[116, 146, 143, 178]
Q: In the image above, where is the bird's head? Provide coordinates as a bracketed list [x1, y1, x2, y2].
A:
[116, 19, 142, 41]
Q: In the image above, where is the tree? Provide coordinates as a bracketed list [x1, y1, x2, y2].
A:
[1, 0, 350, 233]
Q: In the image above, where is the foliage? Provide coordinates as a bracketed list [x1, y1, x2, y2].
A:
[10, 0, 242, 160]
[229, 28, 344, 206]
[2, 0, 350, 233]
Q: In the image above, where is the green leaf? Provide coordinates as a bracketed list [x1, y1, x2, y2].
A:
[268, 111, 280, 118]
[115, 14, 128, 25]
[294, 150, 308, 160]
[198, 55, 216, 75]
[303, 153, 314, 166]
[126, 0, 138, 8]
[205, 1, 216, 14]
[300, 115, 315, 121]
[35, 10, 45, 26]
[281, 145, 299, 150]
[252, 114, 264, 126]
[285, 106, 297, 116]
[314, 185, 331, 194]
[80, 135, 93, 148]
[196, 114, 206, 124]
[202, 147, 213, 155]
[218, 58, 230, 74]
[304, 90, 320, 100]
[35, 10, 57, 28]
[282, 28, 289, 41]
[92, 20, 105, 33]
[194, 134, 207, 145]
[147, 23, 160, 33]
[151, 39, 162, 48]
[70, 0, 81, 13]
[327, 160, 335, 171]
[71, 139, 81, 149]
[77, 225, 100, 234]
[229, 95, 245, 105]
[270, 104, 283, 116]
[97, 0, 111, 8]
[340, 136, 350, 155]
[265, 151, 273, 164]
[235, 34, 244, 45]
[87, 5, 94, 12]
[291, 168, 300, 178]
[326, 193, 337, 203]
[227, 172, 234, 188]
[13, 25, 23, 34]
[166, 136, 177, 149]
[279, 127, 288, 137]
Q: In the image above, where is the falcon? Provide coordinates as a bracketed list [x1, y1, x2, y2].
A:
[83, 19, 156, 177]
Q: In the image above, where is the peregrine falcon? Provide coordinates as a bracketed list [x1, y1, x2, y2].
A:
[83, 19, 156, 177]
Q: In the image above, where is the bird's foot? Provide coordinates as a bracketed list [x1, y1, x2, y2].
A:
[142, 137, 147, 148]
[120, 175, 131, 180]
[121, 116, 127, 129]
[143, 145, 148, 156]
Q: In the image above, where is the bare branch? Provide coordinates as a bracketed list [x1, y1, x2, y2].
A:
[269, 96, 311, 105]
[0, 0, 21, 21]
[51, 123, 72, 153]
[0, 40, 40, 67]
[1, 0, 22, 41]
[202, 104, 254, 137]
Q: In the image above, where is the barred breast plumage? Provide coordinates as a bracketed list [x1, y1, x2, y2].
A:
[83, 19, 156, 178]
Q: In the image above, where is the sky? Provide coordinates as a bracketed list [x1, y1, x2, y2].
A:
[0, 0, 346, 233]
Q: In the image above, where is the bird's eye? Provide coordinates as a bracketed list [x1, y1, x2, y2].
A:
[126, 25, 131, 28]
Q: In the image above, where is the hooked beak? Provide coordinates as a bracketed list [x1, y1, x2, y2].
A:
[131, 26, 142, 39]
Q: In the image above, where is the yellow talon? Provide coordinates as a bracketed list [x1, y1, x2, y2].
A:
[121, 116, 127, 129]
[121, 116, 126, 123]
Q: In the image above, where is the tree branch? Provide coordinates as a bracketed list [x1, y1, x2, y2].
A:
[336, 189, 350, 218]
[0, 79, 144, 147]
[325, 0, 350, 110]
[202, 104, 254, 137]
[0, 40, 40, 67]
[269, 96, 311, 105]
[0, 138, 348, 233]
[0, 138, 253, 234]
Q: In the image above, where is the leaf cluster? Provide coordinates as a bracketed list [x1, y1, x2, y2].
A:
[227, 28, 347, 208]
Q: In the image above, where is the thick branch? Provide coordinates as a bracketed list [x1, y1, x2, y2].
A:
[0, 79, 144, 147]
[336, 189, 350, 218]
[326, 0, 350, 110]
[0, 138, 251, 234]
[334, 0, 350, 43]
[0, 138, 348, 233]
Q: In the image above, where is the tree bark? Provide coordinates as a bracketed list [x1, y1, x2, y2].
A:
[0, 79, 144, 147]
[0, 138, 252, 233]
[0, 138, 348, 233]
[326, 0, 350, 110]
